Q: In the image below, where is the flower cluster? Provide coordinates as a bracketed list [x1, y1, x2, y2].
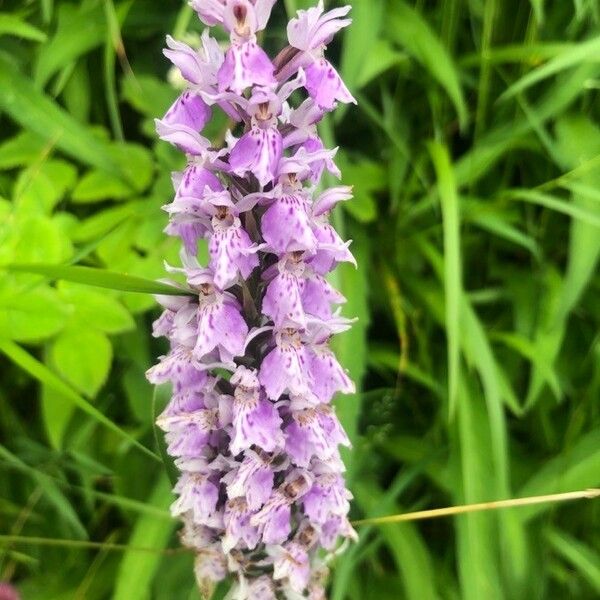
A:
[147, 1, 357, 597]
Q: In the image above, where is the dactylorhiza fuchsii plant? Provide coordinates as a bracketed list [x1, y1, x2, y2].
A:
[146, 1, 357, 597]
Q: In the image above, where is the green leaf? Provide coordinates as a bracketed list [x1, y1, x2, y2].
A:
[353, 479, 440, 600]
[429, 141, 462, 418]
[455, 376, 504, 600]
[5, 263, 192, 296]
[113, 475, 175, 600]
[0, 132, 46, 170]
[0, 445, 87, 539]
[0, 285, 68, 341]
[356, 40, 407, 89]
[519, 428, 600, 521]
[554, 115, 600, 320]
[506, 188, 600, 227]
[152, 384, 179, 487]
[464, 207, 540, 257]
[386, 1, 468, 129]
[0, 14, 47, 42]
[0, 54, 124, 179]
[11, 215, 69, 264]
[41, 383, 74, 449]
[50, 327, 112, 397]
[14, 160, 77, 213]
[340, 0, 384, 94]
[499, 35, 600, 102]
[72, 169, 134, 203]
[330, 226, 370, 482]
[58, 283, 135, 334]
[121, 74, 177, 119]
[0, 339, 160, 462]
[336, 153, 382, 223]
[545, 528, 600, 593]
[72, 202, 139, 242]
[109, 143, 154, 193]
[34, 2, 106, 87]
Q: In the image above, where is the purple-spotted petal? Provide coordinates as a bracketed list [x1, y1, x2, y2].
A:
[218, 41, 275, 94]
[194, 295, 248, 362]
[259, 331, 312, 400]
[305, 58, 356, 110]
[261, 195, 317, 254]
[230, 394, 284, 454]
[263, 271, 306, 329]
[229, 127, 282, 187]
[287, 2, 352, 51]
[306, 343, 354, 402]
[209, 221, 259, 290]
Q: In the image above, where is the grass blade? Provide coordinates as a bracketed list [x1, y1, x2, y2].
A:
[386, 2, 468, 129]
[0, 339, 160, 462]
[545, 528, 600, 593]
[0, 15, 47, 42]
[5, 264, 192, 296]
[113, 476, 175, 600]
[0, 54, 122, 177]
[499, 35, 600, 102]
[428, 142, 461, 419]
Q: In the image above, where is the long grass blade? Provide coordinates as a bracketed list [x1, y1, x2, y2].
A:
[4, 264, 192, 296]
[0, 340, 160, 462]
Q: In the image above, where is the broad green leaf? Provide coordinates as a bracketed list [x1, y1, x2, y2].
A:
[385, 1, 468, 129]
[14, 160, 77, 213]
[113, 476, 175, 600]
[0, 132, 46, 169]
[41, 383, 74, 450]
[62, 58, 91, 122]
[124, 364, 155, 424]
[0, 285, 68, 341]
[109, 143, 154, 194]
[72, 169, 134, 203]
[58, 283, 135, 334]
[11, 215, 69, 264]
[50, 327, 112, 397]
[5, 263, 192, 296]
[72, 202, 139, 242]
[0, 339, 160, 462]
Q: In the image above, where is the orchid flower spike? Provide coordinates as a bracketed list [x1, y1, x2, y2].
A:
[149, 1, 357, 597]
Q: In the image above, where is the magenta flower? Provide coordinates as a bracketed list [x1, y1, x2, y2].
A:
[148, 1, 357, 596]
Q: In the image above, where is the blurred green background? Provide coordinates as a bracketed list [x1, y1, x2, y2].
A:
[1, 0, 599, 598]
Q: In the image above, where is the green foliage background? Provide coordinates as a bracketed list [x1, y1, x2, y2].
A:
[1, 0, 599, 598]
